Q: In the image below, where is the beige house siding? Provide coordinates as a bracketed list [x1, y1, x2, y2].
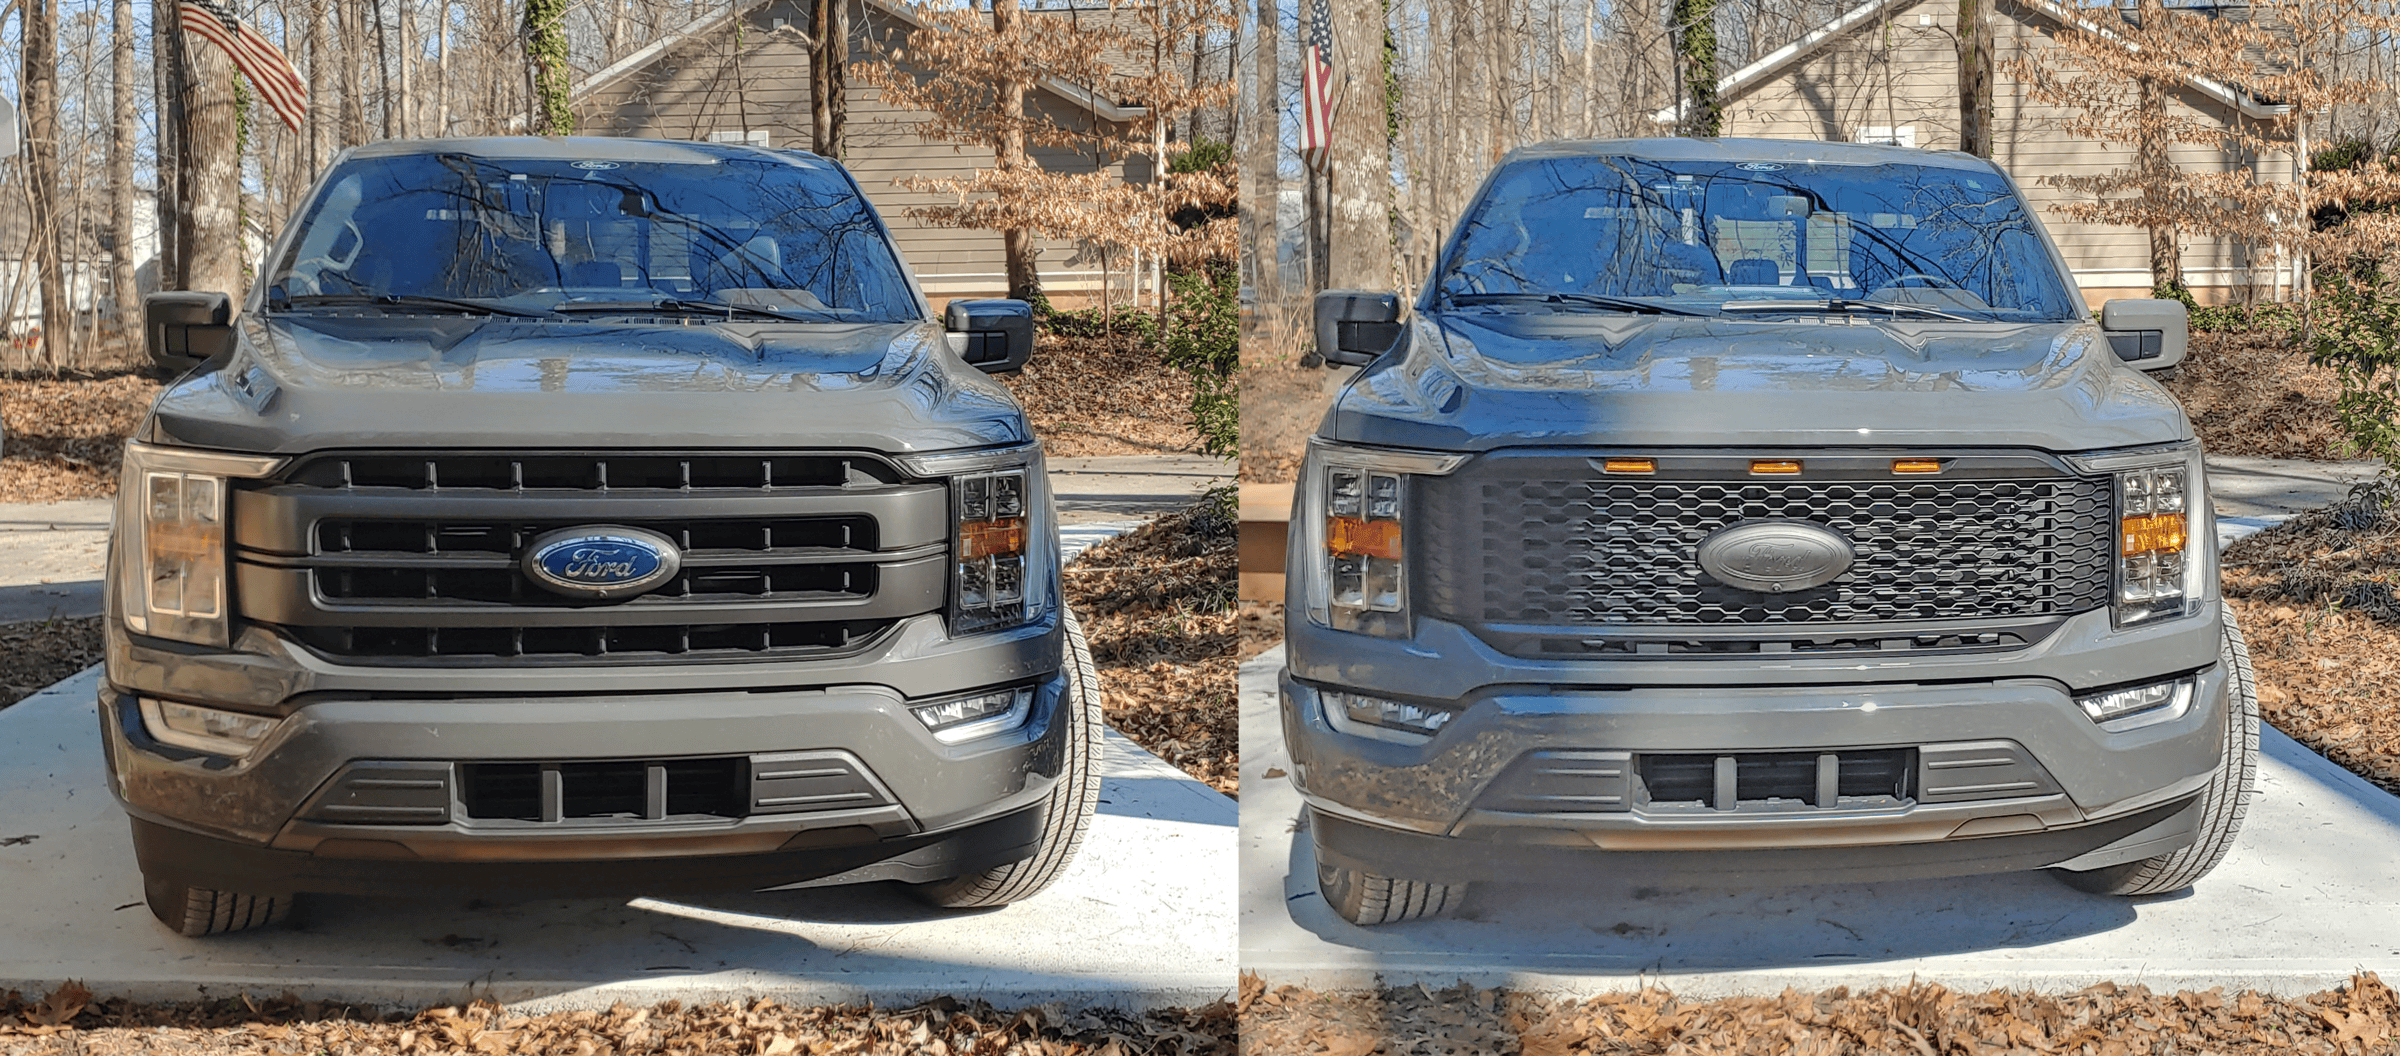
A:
[1717, 0, 2300, 304]
[574, 0, 1146, 303]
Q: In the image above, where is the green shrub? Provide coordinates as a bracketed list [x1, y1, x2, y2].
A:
[1161, 263, 1238, 459]
[2308, 266, 2400, 475]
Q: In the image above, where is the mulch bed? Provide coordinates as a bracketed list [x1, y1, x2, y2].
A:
[1062, 490, 1238, 797]
[1003, 331, 1201, 458]
[2222, 478, 2400, 795]
[1238, 600, 1283, 661]
[0, 987, 1234, 1055]
[0, 616, 104, 710]
[0, 371, 163, 503]
[2162, 331, 2356, 463]
[1238, 974, 2400, 1055]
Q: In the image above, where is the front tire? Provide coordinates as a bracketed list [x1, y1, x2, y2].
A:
[143, 875, 293, 937]
[2054, 617, 2260, 896]
[910, 607, 1103, 909]
[1314, 859, 1468, 926]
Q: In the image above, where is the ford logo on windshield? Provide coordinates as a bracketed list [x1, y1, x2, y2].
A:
[523, 526, 680, 599]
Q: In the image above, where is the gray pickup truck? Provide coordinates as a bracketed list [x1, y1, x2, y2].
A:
[109, 137, 1098, 935]
[1292, 137, 2254, 925]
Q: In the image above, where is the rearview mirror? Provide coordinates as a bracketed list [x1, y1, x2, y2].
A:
[1313, 290, 1404, 367]
[2099, 298, 2189, 373]
[145, 291, 235, 374]
[945, 298, 1035, 374]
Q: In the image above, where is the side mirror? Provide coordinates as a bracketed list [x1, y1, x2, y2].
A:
[145, 291, 235, 373]
[1313, 289, 1404, 367]
[945, 298, 1035, 374]
[2100, 298, 2188, 373]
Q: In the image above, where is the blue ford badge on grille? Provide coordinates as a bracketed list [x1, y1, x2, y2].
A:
[523, 526, 681, 599]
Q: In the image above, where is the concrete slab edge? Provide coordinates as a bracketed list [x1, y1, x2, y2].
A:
[0, 974, 1237, 1014]
[1228, 961, 2389, 1000]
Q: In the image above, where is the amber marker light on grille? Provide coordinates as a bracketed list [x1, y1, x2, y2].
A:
[1328, 516, 1404, 560]
[1893, 459, 1944, 474]
[959, 517, 1026, 560]
[2121, 512, 2187, 555]
[1750, 460, 1803, 475]
[1602, 457, 1657, 474]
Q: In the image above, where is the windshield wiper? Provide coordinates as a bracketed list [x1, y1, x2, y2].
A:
[279, 293, 557, 318]
[1721, 297, 1977, 323]
[1446, 292, 1710, 316]
[551, 298, 825, 323]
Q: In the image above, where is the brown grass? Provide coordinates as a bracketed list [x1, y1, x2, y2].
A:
[1062, 491, 1238, 796]
[0, 986, 1233, 1055]
[1238, 973, 2400, 1055]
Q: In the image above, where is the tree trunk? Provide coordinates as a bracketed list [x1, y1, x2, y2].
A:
[829, 0, 848, 158]
[174, 3, 249, 304]
[2138, 73, 2182, 288]
[373, 0, 394, 139]
[22, 0, 68, 367]
[1672, 0, 1719, 137]
[1327, 0, 1393, 290]
[993, 0, 1041, 301]
[156, 0, 183, 290]
[1957, 0, 1994, 156]
[525, 0, 575, 135]
[339, 1, 368, 146]
[396, 0, 415, 138]
[1249, 0, 1281, 326]
[812, 0, 833, 152]
[111, 0, 141, 339]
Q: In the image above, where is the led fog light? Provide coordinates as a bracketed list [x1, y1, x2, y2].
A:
[911, 686, 1036, 744]
[1324, 689, 1460, 744]
[138, 697, 279, 758]
[2075, 677, 2196, 732]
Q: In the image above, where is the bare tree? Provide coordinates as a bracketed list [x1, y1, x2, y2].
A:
[22, 0, 67, 366]
[110, 0, 138, 332]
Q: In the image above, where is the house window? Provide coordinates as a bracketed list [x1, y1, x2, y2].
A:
[709, 129, 771, 148]
[1855, 125, 1916, 149]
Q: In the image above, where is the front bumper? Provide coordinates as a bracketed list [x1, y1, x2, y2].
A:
[100, 612, 1070, 895]
[1281, 605, 2230, 880]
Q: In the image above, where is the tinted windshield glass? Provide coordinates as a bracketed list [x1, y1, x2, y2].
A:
[267, 152, 917, 321]
[1433, 155, 2080, 321]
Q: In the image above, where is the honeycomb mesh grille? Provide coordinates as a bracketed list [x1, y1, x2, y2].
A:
[1422, 465, 2115, 626]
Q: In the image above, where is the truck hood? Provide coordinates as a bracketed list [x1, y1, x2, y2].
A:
[1325, 311, 2192, 452]
[145, 315, 1028, 456]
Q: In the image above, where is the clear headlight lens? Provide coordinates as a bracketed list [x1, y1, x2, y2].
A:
[2071, 443, 2206, 628]
[1322, 689, 1460, 744]
[1297, 439, 1465, 638]
[897, 443, 1051, 637]
[910, 686, 1036, 743]
[138, 697, 279, 758]
[116, 442, 285, 647]
[2076, 676, 2196, 732]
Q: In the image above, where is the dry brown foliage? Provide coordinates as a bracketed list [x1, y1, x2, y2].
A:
[2222, 480, 2400, 793]
[0, 986, 1234, 1056]
[2164, 332, 2352, 461]
[0, 616, 104, 710]
[1237, 600, 1283, 660]
[0, 371, 160, 503]
[1063, 493, 1237, 796]
[1237, 973, 2400, 1055]
[1001, 331, 1200, 456]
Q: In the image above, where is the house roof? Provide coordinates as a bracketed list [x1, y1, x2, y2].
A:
[568, 0, 1149, 124]
[1650, 0, 2288, 126]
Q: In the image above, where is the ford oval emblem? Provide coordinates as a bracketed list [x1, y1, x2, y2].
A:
[1695, 520, 1854, 593]
[522, 526, 681, 599]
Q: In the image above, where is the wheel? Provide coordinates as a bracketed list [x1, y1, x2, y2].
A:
[910, 606, 1103, 908]
[1314, 858, 1468, 926]
[143, 874, 293, 937]
[2054, 618, 2260, 896]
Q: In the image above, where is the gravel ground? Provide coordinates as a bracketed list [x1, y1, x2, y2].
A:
[0, 986, 1234, 1056]
[1238, 974, 2400, 1055]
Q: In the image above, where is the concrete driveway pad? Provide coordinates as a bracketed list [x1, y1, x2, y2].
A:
[1241, 649, 2400, 997]
[0, 667, 1236, 1010]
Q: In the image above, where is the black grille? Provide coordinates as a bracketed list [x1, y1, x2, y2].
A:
[1638, 749, 1916, 810]
[1422, 462, 2114, 628]
[288, 619, 891, 660]
[287, 453, 890, 491]
[316, 515, 876, 556]
[461, 758, 746, 822]
[316, 559, 878, 604]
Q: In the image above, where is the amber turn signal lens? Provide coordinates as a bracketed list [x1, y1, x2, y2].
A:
[1328, 516, 1403, 560]
[1750, 460, 1803, 475]
[2121, 513, 2187, 556]
[959, 517, 1026, 560]
[1602, 458, 1656, 474]
[1893, 459, 1943, 474]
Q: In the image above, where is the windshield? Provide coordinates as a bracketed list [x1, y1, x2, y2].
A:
[1432, 155, 2081, 322]
[265, 152, 918, 322]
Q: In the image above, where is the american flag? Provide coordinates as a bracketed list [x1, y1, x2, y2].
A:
[1300, 0, 1337, 173]
[178, 0, 309, 133]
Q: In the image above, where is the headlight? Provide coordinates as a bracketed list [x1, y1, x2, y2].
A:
[138, 696, 279, 758]
[115, 442, 285, 647]
[2071, 443, 2206, 628]
[895, 443, 1052, 636]
[1295, 438, 1465, 638]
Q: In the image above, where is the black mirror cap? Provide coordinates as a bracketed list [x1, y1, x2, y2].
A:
[945, 298, 1036, 374]
[2099, 297, 2190, 373]
[1313, 289, 1405, 367]
[145, 291, 235, 374]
